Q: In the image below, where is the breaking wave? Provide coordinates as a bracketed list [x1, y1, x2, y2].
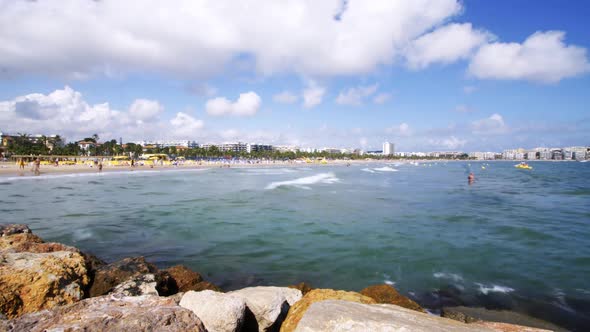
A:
[265, 172, 339, 190]
[374, 166, 398, 172]
[476, 283, 514, 295]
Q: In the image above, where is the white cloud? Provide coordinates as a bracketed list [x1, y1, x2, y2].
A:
[205, 92, 261, 116]
[463, 86, 477, 94]
[0, 86, 204, 141]
[273, 91, 299, 104]
[454, 105, 475, 113]
[373, 93, 392, 105]
[405, 23, 493, 69]
[469, 31, 590, 83]
[170, 112, 204, 137]
[187, 83, 218, 97]
[429, 136, 467, 150]
[471, 113, 508, 135]
[336, 84, 378, 106]
[0, 0, 463, 78]
[385, 123, 412, 136]
[303, 81, 325, 109]
[129, 99, 163, 122]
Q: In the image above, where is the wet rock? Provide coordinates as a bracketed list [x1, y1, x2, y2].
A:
[288, 282, 313, 296]
[180, 290, 246, 332]
[442, 306, 565, 331]
[111, 273, 159, 297]
[360, 284, 426, 312]
[280, 289, 376, 332]
[229, 286, 302, 332]
[295, 300, 493, 332]
[4, 295, 206, 332]
[89, 256, 174, 297]
[0, 250, 89, 318]
[0, 224, 31, 237]
[165, 265, 222, 293]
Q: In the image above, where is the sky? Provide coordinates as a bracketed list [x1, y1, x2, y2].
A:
[0, 0, 589, 152]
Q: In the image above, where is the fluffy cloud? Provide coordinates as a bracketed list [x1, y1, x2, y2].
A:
[373, 93, 392, 105]
[406, 23, 493, 69]
[336, 84, 378, 106]
[0, 0, 462, 78]
[303, 81, 325, 109]
[429, 136, 467, 150]
[0, 86, 204, 140]
[129, 99, 163, 122]
[205, 92, 261, 116]
[471, 113, 508, 135]
[469, 31, 590, 83]
[385, 123, 412, 136]
[273, 91, 299, 104]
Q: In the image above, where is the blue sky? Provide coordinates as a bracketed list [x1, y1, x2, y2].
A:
[0, 0, 588, 151]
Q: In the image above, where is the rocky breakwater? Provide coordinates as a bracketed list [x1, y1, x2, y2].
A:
[0, 224, 556, 331]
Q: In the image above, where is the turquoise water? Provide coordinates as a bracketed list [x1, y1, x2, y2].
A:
[1, 161, 589, 330]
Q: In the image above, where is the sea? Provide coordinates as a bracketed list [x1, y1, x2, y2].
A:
[1, 161, 589, 330]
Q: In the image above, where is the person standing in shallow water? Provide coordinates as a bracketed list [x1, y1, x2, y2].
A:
[33, 158, 41, 176]
[98, 161, 103, 173]
[468, 172, 475, 184]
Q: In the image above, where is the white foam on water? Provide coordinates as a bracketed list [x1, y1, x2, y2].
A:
[2, 168, 211, 182]
[265, 172, 340, 190]
[244, 168, 298, 175]
[384, 279, 395, 286]
[374, 166, 399, 172]
[361, 168, 376, 173]
[433, 272, 464, 282]
[475, 283, 514, 295]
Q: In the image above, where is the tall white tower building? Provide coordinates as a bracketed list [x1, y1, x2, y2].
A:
[382, 142, 395, 156]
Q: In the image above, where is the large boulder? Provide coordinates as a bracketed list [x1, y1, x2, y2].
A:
[288, 282, 313, 296]
[89, 256, 174, 297]
[294, 300, 495, 332]
[3, 295, 206, 332]
[229, 286, 302, 332]
[442, 306, 564, 331]
[180, 290, 246, 332]
[111, 274, 159, 297]
[360, 284, 425, 312]
[280, 289, 375, 332]
[165, 265, 222, 292]
[0, 226, 90, 319]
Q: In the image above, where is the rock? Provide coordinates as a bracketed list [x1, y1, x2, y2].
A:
[0, 224, 31, 237]
[360, 284, 425, 312]
[471, 321, 554, 332]
[288, 282, 313, 295]
[89, 256, 175, 297]
[280, 289, 376, 332]
[294, 300, 495, 332]
[180, 290, 246, 332]
[111, 273, 159, 297]
[4, 295, 206, 332]
[0, 250, 89, 319]
[165, 265, 222, 293]
[229, 286, 302, 332]
[442, 306, 565, 331]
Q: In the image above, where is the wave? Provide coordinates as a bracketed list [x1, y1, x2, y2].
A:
[244, 168, 299, 175]
[265, 172, 339, 190]
[475, 283, 514, 295]
[433, 272, 464, 282]
[361, 168, 376, 173]
[374, 166, 399, 172]
[0, 168, 211, 182]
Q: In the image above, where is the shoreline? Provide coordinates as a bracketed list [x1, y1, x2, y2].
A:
[0, 158, 581, 179]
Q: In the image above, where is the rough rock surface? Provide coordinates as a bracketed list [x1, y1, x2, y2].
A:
[0, 226, 90, 319]
[360, 284, 425, 312]
[180, 290, 246, 332]
[280, 289, 376, 332]
[3, 295, 206, 332]
[294, 300, 496, 332]
[111, 273, 159, 297]
[89, 256, 174, 297]
[165, 265, 222, 292]
[442, 306, 564, 331]
[471, 321, 554, 332]
[229, 286, 302, 332]
[288, 282, 313, 296]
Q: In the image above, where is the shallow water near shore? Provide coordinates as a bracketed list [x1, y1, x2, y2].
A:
[1, 161, 589, 330]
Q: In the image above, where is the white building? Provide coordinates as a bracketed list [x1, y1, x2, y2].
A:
[382, 142, 395, 156]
